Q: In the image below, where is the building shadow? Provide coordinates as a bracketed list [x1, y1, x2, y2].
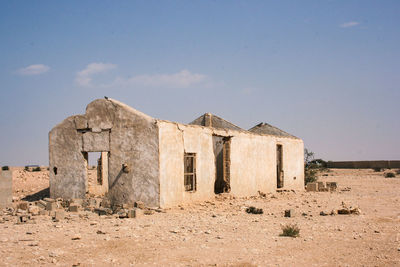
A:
[22, 187, 50, 201]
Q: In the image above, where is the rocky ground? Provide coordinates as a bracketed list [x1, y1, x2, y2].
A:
[0, 168, 399, 266]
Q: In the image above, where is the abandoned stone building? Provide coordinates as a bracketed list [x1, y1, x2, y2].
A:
[49, 98, 304, 208]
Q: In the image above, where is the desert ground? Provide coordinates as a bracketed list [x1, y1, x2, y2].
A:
[1, 168, 399, 266]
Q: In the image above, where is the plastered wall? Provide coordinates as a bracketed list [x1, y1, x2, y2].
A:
[159, 121, 304, 208]
[49, 99, 160, 207]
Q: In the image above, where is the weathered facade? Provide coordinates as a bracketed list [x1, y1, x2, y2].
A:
[49, 98, 304, 208]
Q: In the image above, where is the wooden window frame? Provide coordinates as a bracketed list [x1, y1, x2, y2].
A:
[184, 152, 196, 192]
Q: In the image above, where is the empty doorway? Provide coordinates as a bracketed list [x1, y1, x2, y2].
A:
[83, 151, 109, 196]
[213, 136, 231, 194]
[276, 144, 283, 188]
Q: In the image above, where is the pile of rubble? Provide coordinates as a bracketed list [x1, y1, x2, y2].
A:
[306, 181, 337, 192]
[0, 197, 160, 224]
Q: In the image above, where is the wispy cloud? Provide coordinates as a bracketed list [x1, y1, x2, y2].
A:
[75, 63, 207, 89]
[75, 62, 117, 87]
[115, 69, 206, 88]
[340, 21, 360, 28]
[17, 64, 50, 75]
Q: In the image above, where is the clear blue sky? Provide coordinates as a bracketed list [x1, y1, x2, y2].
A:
[1, 1, 399, 166]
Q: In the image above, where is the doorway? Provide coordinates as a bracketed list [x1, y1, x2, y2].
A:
[213, 136, 231, 194]
[276, 144, 283, 188]
[82, 151, 109, 196]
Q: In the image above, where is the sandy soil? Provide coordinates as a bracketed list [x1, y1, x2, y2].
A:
[1, 168, 399, 266]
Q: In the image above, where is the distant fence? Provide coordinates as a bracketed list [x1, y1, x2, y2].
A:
[327, 161, 400, 169]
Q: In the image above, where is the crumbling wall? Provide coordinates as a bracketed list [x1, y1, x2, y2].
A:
[159, 122, 305, 208]
[49, 99, 160, 207]
[0, 170, 12, 208]
[158, 122, 215, 207]
[49, 116, 87, 199]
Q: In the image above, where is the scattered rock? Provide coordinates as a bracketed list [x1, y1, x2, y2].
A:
[71, 234, 81, 240]
[284, 209, 294, 217]
[69, 204, 80, 212]
[246, 206, 263, 214]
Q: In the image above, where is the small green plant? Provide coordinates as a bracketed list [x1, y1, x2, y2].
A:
[280, 224, 300, 238]
[24, 166, 29, 171]
[305, 168, 318, 184]
[385, 172, 396, 178]
[1, 166, 9, 171]
[32, 167, 41, 172]
[373, 167, 383, 172]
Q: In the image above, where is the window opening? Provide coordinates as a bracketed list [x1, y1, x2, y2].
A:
[184, 153, 196, 191]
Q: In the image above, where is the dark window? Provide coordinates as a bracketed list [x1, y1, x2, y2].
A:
[184, 153, 196, 191]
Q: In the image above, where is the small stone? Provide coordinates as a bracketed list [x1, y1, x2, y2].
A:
[71, 234, 81, 240]
[284, 209, 293, 217]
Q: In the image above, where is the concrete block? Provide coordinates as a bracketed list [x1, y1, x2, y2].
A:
[69, 204, 80, 212]
[46, 202, 57, 211]
[0, 170, 12, 208]
[284, 209, 294, 217]
[18, 201, 29, 211]
[317, 182, 326, 190]
[306, 182, 318, 192]
[53, 210, 65, 221]
[326, 182, 337, 191]
[127, 208, 143, 218]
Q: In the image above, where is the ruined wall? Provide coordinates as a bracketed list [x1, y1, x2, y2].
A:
[0, 170, 12, 208]
[49, 116, 87, 199]
[159, 122, 215, 208]
[229, 132, 275, 196]
[49, 99, 160, 207]
[159, 122, 305, 208]
[275, 137, 304, 190]
[327, 160, 400, 169]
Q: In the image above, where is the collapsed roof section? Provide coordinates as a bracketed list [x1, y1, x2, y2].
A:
[189, 113, 299, 139]
[248, 122, 300, 139]
[189, 113, 244, 131]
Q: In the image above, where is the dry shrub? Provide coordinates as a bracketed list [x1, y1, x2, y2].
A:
[385, 172, 396, 178]
[280, 224, 300, 238]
